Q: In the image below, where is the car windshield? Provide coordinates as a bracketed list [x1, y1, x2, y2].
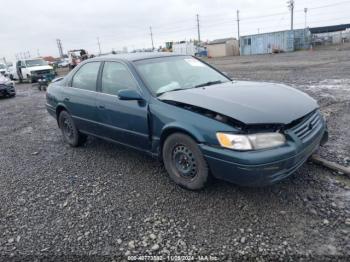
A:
[135, 56, 230, 96]
[25, 59, 47, 67]
[0, 64, 6, 69]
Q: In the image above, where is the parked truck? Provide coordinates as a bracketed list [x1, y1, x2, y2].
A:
[10, 58, 55, 83]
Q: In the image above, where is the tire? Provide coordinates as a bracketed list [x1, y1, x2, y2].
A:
[162, 133, 210, 190]
[58, 110, 87, 147]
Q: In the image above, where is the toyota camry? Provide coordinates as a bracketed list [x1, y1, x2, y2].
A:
[46, 53, 328, 190]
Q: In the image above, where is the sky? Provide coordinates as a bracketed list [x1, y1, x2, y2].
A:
[1, 0, 350, 61]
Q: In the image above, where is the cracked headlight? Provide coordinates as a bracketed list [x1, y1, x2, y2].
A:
[216, 132, 286, 151]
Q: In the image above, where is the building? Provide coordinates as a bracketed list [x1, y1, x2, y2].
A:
[172, 42, 197, 55]
[206, 38, 239, 57]
[240, 29, 310, 55]
[310, 24, 350, 46]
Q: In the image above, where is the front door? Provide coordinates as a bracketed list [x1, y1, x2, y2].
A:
[63, 61, 101, 133]
[96, 61, 150, 150]
[16, 61, 23, 80]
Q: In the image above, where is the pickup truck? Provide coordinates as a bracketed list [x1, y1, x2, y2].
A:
[11, 58, 55, 83]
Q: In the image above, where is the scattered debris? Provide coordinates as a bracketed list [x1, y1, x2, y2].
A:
[311, 155, 350, 177]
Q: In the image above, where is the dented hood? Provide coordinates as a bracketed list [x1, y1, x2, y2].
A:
[158, 81, 318, 125]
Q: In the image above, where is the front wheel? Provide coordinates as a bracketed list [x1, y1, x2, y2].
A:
[162, 133, 210, 190]
[58, 110, 87, 147]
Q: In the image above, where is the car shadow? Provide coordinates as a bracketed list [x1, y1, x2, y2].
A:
[84, 135, 324, 209]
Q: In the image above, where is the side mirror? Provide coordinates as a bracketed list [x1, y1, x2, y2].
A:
[118, 89, 143, 101]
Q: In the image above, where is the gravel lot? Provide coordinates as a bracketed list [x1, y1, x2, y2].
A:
[1, 47, 349, 261]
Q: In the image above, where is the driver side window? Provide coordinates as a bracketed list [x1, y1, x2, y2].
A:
[101, 62, 138, 95]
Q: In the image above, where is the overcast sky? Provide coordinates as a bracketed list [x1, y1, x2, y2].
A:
[1, 0, 349, 61]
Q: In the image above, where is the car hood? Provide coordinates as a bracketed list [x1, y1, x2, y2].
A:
[27, 65, 53, 71]
[158, 81, 318, 125]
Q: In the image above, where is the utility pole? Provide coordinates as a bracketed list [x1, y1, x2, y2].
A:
[304, 8, 308, 28]
[149, 26, 154, 51]
[56, 39, 64, 58]
[196, 14, 201, 45]
[97, 37, 102, 55]
[288, 0, 295, 31]
[236, 10, 240, 41]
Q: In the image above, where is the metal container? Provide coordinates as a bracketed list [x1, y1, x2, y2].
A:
[240, 29, 310, 55]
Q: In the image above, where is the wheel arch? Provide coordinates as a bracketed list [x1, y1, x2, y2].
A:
[56, 104, 69, 126]
[158, 124, 205, 159]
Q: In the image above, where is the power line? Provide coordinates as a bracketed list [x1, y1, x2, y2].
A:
[52, 1, 350, 52]
[307, 1, 350, 10]
[233, 0, 350, 22]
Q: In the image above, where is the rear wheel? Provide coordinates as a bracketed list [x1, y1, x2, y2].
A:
[58, 110, 87, 147]
[162, 133, 210, 190]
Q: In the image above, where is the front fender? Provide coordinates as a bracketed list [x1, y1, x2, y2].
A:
[24, 69, 30, 76]
[161, 122, 205, 142]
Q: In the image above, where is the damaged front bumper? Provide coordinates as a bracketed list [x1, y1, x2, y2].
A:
[200, 112, 328, 186]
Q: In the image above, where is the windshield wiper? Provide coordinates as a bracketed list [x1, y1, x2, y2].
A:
[193, 80, 223, 88]
[156, 88, 185, 97]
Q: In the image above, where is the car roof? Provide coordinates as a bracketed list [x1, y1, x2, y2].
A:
[89, 52, 187, 63]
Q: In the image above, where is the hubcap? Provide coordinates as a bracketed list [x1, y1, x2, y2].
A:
[62, 117, 74, 140]
[172, 145, 197, 179]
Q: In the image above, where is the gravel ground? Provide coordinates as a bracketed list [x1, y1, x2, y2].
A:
[0, 47, 350, 261]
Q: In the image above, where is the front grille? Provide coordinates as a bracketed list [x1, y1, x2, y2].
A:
[35, 70, 51, 75]
[290, 110, 322, 142]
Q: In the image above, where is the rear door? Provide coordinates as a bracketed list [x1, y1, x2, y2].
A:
[96, 61, 150, 150]
[63, 61, 101, 133]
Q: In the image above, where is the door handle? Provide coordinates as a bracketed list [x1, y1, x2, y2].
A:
[64, 97, 70, 102]
[98, 105, 105, 109]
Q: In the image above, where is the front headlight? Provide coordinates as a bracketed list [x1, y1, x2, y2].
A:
[216, 132, 286, 151]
